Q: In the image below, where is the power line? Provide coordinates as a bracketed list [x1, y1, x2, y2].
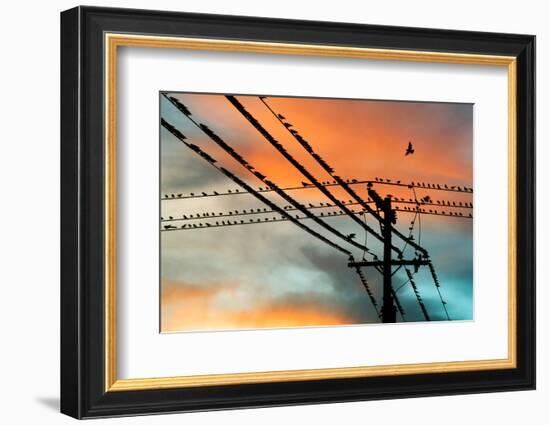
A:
[161, 205, 472, 226]
[426, 260, 451, 320]
[259, 96, 430, 257]
[163, 94, 380, 256]
[404, 268, 431, 321]
[226, 95, 387, 253]
[161, 179, 474, 200]
[161, 117, 353, 257]
[352, 266, 381, 320]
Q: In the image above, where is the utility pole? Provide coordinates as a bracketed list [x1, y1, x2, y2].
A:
[347, 184, 429, 323]
[381, 196, 396, 323]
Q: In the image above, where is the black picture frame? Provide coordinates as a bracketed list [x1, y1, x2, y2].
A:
[61, 5, 535, 419]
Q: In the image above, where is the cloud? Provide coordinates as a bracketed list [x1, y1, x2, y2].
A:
[161, 279, 356, 332]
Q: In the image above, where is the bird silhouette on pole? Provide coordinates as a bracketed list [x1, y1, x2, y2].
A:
[405, 141, 415, 156]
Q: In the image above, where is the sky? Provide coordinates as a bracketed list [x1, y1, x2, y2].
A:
[159, 92, 473, 333]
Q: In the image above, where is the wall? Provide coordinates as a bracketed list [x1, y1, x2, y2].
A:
[0, 1, 544, 424]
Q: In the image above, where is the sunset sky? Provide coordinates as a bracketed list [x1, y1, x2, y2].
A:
[160, 92, 473, 332]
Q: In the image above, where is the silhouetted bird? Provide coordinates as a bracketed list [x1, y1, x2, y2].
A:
[202, 192, 208, 196]
[347, 233, 356, 240]
[177, 194, 182, 198]
[169, 216, 173, 220]
[171, 194, 175, 198]
[213, 191, 219, 195]
[190, 193, 195, 196]
[302, 181, 312, 187]
[405, 141, 415, 156]
[283, 123, 292, 128]
[277, 114, 285, 120]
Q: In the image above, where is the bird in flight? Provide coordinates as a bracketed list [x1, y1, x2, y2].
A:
[405, 141, 415, 156]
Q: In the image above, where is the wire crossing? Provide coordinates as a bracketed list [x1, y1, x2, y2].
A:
[161, 94, 465, 324]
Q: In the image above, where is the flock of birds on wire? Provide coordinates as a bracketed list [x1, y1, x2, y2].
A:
[158, 94, 461, 322]
[161, 182, 474, 231]
[161, 178, 473, 200]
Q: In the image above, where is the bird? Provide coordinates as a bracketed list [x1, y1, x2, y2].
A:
[277, 113, 286, 120]
[405, 141, 415, 156]
[346, 233, 356, 240]
[168, 216, 173, 220]
[301, 181, 312, 187]
[213, 191, 219, 195]
[202, 192, 208, 196]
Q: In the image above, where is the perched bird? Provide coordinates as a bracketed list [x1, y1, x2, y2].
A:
[405, 141, 415, 156]
[277, 113, 286, 120]
[213, 191, 219, 195]
[347, 233, 356, 240]
[202, 192, 208, 196]
[177, 194, 182, 198]
[168, 216, 173, 220]
[302, 181, 312, 187]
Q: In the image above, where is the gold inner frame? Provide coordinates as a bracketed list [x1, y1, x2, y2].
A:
[104, 33, 517, 392]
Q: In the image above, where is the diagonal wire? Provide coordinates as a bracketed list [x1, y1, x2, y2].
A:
[225, 95, 386, 255]
[163, 94, 371, 255]
[161, 118, 353, 257]
[259, 96, 429, 257]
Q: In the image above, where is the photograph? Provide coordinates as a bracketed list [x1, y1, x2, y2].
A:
[160, 92, 474, 332]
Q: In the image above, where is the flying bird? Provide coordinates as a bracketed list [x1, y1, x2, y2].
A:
[405, 141, 415, 156]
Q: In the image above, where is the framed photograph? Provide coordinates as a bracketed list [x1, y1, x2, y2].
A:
[60, 6, 535, 419]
